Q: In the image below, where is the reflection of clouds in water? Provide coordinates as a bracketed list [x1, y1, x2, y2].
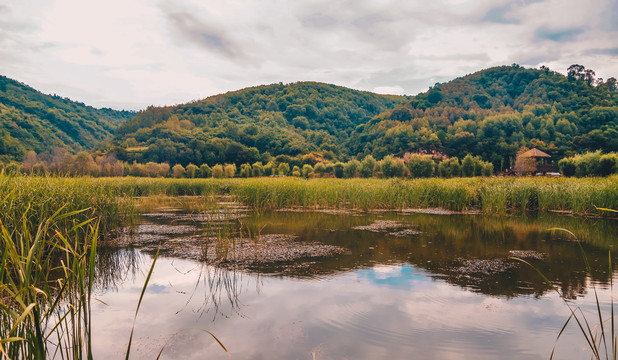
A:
[90, 254, 605, 359]
[357, 264, 430, 289]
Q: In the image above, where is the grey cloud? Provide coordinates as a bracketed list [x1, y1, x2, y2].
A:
[300, 13, 339, 28]
[586, 48, 618, 56]
[165, 11, 244, 60]
[534, 26, 584, 42]
[297, 5, 409, 52]
[482, 0, 548, 25]
[602, 0, 618, 31]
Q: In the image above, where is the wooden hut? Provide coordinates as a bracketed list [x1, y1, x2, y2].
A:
[518, 148, 557, 175]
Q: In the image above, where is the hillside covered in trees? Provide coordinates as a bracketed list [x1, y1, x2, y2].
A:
[3, 64, 617, 172]
[107, 65, 618, 170]
[107, 82, 407, 166]
[348, 65, 618, 171]
[0, 75, 135, 162]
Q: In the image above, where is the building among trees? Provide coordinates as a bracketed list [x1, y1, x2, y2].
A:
[512, 148, 557, 175]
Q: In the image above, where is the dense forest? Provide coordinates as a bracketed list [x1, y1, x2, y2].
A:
[107, 65, 618, 171]
[2, 64, 617, 173]
[0, 75, 134, 162]
[107, 82, 407, 166]
[349, 65, 618, 171]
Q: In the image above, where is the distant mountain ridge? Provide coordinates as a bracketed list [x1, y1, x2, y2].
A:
[0, 75, 135, 161]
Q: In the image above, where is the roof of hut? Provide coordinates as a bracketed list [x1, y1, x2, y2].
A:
[520, 148, 551, 158]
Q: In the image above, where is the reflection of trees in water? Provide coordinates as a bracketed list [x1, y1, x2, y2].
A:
[241, 210, 618, 298]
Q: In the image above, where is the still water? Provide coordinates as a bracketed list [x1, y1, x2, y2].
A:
[93, 198, 618, 359]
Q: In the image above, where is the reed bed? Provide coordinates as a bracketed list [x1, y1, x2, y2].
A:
[74, 175, 614, 215]
[0, 173, 133, 359]
[225, 176, 618, 215]
[0, 174, 133, 238]
[2, 174, 616, 217]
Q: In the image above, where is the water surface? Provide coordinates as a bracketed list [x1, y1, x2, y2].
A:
[93, 199, 618, 359]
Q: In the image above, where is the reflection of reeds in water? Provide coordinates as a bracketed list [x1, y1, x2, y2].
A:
[200, 265, 252, 320]
[94, 248, 142, 292]
[514, 220, 618, 360]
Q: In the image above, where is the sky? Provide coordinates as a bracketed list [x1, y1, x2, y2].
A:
[1, 0, 617, 111]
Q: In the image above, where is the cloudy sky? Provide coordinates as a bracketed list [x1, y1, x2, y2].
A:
[1, 0, 616, 110]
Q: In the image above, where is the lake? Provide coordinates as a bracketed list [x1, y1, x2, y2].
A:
[92, 197, 618, 359]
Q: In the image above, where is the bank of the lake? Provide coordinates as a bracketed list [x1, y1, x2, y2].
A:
[10, 175, 615, 215]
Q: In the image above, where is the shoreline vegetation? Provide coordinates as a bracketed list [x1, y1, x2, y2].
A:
[2, 174, 617, 217]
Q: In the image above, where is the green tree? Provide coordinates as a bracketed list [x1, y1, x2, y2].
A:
[185, 163, 198, 178]
[198, 163, 212, 178]
[224, 163, 237, 178]
[277, 162, 290, 176]
[252, 162, 264, 177]
[462, 154, 475, 177]
[360, 155, 377, 178]
[333, 162, 344, 178]
[239, 163, 252, 177]
[212, 164, 224, 178]
[301, 164, 313, 178]
[343, 159, 361, 178]
[407, 155, 435, 178]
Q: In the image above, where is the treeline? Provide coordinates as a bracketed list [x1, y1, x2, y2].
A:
[13, 149, 494, 179]
[558, 151, 618, 177]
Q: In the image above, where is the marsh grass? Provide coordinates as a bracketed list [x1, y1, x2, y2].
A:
[0, 207, 99, 359]
[0, 172, 134, 359]
[225, 176, 618, 215]
[6, 174, 613, 215]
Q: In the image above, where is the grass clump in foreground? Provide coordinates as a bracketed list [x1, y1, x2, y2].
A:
[0, 208, 100, 359]
[0, 173, 227, 359]
[0, 172, 133, 359]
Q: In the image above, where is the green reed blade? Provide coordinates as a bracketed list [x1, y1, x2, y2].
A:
[125, 246, 160, 360]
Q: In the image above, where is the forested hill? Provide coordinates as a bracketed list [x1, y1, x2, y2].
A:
[109, 82, 407, 166]
[0, 75, 135, 161]
[348, 65, 618, 171]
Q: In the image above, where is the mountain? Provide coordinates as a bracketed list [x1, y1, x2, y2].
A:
[0, 75, 135, 161]
[347, 65, 618, 170]
[108, 82, 407, 166]
[5, 64, 616, 169]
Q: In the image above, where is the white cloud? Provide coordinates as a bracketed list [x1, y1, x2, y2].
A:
[1, 0, 616, 110]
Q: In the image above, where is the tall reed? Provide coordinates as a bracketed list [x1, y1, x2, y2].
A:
[0, 207, 99, 359]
